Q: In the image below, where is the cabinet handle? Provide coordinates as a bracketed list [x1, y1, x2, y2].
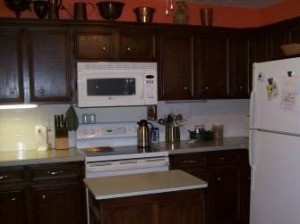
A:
[217, 177, 222, 181]
[183, 86, 188, 91]
[42, 194, 46, 199]
[11, 197, 16, 201]
[183, 159, 196, 164]
[204, 87, 210, 91]
[46, 171, 63, 175]
[0, 175, 8, 180]
[126, 46, 132, 51]
[10, 89, 15, 95]
[239, 86, 244, 90]
[101, 46, 107, 51]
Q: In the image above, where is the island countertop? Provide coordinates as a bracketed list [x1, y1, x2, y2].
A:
[84, 170, 208, 200]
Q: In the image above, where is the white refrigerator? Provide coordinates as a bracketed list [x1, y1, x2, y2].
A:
[250, 57, 300, 224]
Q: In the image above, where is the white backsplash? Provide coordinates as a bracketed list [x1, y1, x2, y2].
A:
[0, 99, 249, 151]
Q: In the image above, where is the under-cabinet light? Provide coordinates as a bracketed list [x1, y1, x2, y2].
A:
[0, 104, 38, 110]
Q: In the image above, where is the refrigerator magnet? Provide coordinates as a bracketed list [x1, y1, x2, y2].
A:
[266, 78, 278, 101]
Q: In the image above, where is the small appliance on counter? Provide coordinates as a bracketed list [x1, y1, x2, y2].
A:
[137, 119, 152, 148]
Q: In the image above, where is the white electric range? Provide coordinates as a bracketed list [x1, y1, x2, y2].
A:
[76, 122, 169, 178]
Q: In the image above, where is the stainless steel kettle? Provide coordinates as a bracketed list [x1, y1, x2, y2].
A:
[137, 119, 152, 148]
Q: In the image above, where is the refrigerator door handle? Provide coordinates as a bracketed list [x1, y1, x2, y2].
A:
[249, 90, 256, 129]
[249, 130, 256, 192]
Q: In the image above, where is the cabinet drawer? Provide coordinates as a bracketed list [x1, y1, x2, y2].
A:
[170, 153, 206, 168]
[0, 166, 25, 184]
[30, 163, 82, 186]
[208, 150, 239, 166]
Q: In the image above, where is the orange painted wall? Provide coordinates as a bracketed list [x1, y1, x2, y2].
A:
[0, 0, 298, 28]
[260, 0, 300, 25]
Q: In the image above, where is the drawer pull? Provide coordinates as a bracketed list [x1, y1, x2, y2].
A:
[101, 46, 107, 51]
[42, 194, 46, 199]
[126, 46, 132, 51]
[217, 177, 222, 181]
[46, 171, 63, 175]
[11, 197, 16, 201]
[183, 159, 196, 164]
[0, 175, 8, 180]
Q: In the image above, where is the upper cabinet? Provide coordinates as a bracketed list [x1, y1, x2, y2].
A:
[157, 26, 195, 100]
[196, 31, 229, 99]
[229, 31, 252, 98]
[0, 28, 24, 104]
[27, 27, 72, 102]
[75, 24, 156, 61]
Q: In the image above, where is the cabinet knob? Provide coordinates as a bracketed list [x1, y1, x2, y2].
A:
[101, 46, 107, 51]
[10, 89, 15, 95]
[39, 89, 44, 94]
[183, 86, 188, 91]
[0, 175, 8, 180]
[204, 87, 210, 91]
[42, 194, 46, 199]
[217, 177, 222, 181]
[126, 46, 132, 51]
[11, 197, 16, 201]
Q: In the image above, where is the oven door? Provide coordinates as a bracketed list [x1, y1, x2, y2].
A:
[77, 71, 144, 107]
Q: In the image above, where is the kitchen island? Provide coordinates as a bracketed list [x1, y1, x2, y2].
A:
[84, 170, 208, 224]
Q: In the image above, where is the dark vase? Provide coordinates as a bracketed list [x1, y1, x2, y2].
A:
[33, 1, 49, 19]
[4, 0, 31, 18]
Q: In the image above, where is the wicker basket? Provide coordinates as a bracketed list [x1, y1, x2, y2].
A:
[281, 44, 300, 56]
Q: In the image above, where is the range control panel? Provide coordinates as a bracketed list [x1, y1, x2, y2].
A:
[76, 122, 138, 140]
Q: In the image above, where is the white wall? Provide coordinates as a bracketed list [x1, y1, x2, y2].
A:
[0, 99, 249, 151]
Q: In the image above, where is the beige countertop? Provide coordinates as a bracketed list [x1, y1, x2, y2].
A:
[0, 137, 248, 167]
[157, 136, 248, 154]
[0, 148, 84, 167]
[84, 170, 208, 200]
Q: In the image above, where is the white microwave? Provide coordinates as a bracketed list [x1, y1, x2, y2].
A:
[77, 62, 158, 107]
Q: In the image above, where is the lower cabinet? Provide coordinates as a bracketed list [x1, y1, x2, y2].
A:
[0, 162, 86, 224]
[89, 189, 206, 224]
[0, 188, 28, 224]
[169, 149, 250, 224]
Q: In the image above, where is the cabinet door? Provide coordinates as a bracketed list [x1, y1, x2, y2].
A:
[119, 28, 155, 61]
[76, 31, 114, 59]
[229, 33, 251, 98]
[208, 166, 240, 224]
[197, 33, 228, 99]
[0, 29, 24, 103]
[252, 30, 269, 63]
[32, 186, 84, 224]
[268, 28, 288, 59]
[158, 29, 195, 100]
[0, 189, 28, 224]
[28, 28, 72, 102]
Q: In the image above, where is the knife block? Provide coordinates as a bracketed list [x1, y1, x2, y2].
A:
[55, 127, 69, 150]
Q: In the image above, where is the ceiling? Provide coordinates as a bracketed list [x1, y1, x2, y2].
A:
[186, 0, 284, 8]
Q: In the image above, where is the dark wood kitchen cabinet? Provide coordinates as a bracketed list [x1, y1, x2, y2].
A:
[0, 162, 86, 224]
[27, 28, 73, 102]
[196, 32, 229, 99]
[89, 189, 206, 224]
[75, 25, 155, 61]
[229, 32, 252, 98]
[0, 28, 24, 104]
[0, 166, 28, 224]
[157, 26, 195, 100]
[169, 149, 250, 224]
